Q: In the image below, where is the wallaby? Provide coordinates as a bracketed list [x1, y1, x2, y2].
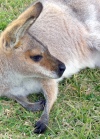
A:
[0, 2, 66, 134]
[1, 0, 100, 134]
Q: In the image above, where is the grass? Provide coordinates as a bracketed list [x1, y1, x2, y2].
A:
[0, 0, 100, 138]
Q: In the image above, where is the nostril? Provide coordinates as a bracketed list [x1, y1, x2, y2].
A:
[58, 63, 66, 76]
[59, 64, 66, 71]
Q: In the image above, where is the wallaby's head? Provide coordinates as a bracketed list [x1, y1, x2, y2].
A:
[0, 2, 66, 79]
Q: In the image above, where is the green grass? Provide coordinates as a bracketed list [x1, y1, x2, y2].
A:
[0, 0, 100, 138]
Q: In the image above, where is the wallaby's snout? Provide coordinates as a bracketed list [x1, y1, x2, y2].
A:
[39, 47, 66, 79]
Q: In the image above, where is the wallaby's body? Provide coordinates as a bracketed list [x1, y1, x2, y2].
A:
[0, 0, 100, 134]
[30, 0, 100, 78]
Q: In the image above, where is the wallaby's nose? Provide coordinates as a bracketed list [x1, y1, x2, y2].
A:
[58, 63, 66, 77]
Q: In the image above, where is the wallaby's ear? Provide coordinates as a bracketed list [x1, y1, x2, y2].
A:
[87, 34, 100, 51]
[1, 2, 43, 50]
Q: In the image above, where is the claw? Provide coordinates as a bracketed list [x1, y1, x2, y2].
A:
[34, 120, 47, 134]
[40, 100, 46, 106]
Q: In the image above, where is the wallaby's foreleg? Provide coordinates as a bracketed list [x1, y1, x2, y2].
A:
[34, 79, 58, 134]
[7, 95, 45, 112]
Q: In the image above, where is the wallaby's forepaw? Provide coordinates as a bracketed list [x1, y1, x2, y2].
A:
[39, 100, 46, 107]
[26, 100, 46, 112]
[34, 120, 47, 134]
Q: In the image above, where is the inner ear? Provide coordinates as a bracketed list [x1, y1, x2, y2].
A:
[1, 2, 43, 51]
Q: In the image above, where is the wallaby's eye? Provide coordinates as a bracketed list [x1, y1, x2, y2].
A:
[30, 55, 43, 62]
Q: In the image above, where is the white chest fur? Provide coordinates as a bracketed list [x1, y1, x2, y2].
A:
[1, 72, 42, 97]
[10, 78, 42, 97]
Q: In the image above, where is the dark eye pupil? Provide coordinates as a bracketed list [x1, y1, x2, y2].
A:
[30, 55, 43, 62]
